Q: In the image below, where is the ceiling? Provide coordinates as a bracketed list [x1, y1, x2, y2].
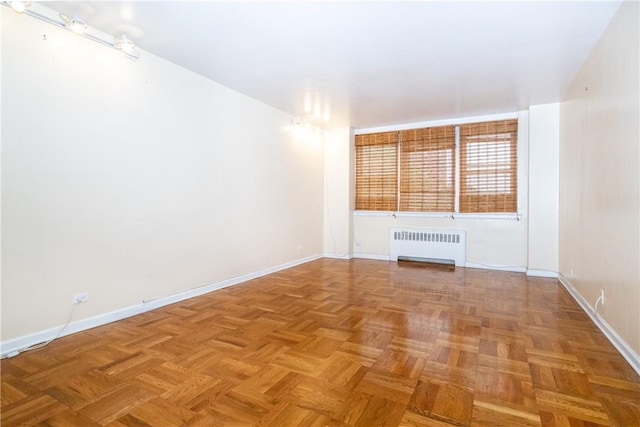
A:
[45, 1, 621, 129]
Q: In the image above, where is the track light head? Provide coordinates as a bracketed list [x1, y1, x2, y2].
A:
[114, 34, 135, 53]
[9, 1, 30, 13]
[61, 13, 88, 35]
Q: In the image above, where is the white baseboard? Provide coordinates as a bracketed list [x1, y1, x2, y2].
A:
[352, 254, 527, 273]
[352, 253, 391, 261]
[557, 274, 640, 376]
[0, 254, 323, 359]
[526, 269, 558, 278]
[323, 252, 353, 260]
[464, 262, 526, 273]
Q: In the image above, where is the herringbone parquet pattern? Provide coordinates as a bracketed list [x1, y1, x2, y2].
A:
[2, 259, 639, 426]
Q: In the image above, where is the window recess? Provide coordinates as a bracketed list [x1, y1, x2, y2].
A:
[355, 118, 518, 214]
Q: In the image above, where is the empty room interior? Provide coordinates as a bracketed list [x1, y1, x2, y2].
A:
[1, 1, 639, 426]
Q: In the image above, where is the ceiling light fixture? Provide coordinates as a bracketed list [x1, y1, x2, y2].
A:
[290, 119, 330, 136]
[2, 2, 139, 60]
[114, 34, 135, 53]
[9, 0, 29, 13]
[61, 14, 88, 35]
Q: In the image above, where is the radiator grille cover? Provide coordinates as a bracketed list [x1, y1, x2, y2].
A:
[390, 228, 466, 266]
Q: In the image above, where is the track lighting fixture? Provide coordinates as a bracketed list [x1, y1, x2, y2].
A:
[2, 1, 139, 60]
[9, 0, 29, 13]
[290, 119, 330, 136]
[61, 14, 88, 35]
[114, 34, 135, 53]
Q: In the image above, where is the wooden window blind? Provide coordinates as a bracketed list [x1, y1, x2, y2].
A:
[459, 119, 518, 213]
[399, 126, 456, 212]
[355, 131, 398, 211]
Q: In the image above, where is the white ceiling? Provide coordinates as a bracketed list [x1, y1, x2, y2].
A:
[45, 1, 621, 129]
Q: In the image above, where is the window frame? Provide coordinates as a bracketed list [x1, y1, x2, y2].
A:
[399, 125, 457, 213]
[354, 131, 399, 212]
[459, 120, 518, 213]
[354, 117, 519, 216]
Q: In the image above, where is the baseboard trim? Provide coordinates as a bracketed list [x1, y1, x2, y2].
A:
[464, 262, 526, 273]
[323, 252, 353, 260]
[557, 274, 640, 376]
[352, 253, 391, 261]
[0, 254, 323, 359]
[526, 269, 559, 278]
[352, 254, 527, 273]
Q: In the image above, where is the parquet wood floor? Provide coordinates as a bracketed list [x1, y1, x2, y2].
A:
[2, 258, 639, 426]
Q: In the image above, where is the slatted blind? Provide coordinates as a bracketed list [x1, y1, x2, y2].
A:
[355, 131, 398, 211]
[399, 126, 455, 212]
[459, 119, 518, 213]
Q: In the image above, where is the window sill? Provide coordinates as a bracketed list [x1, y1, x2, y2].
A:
[353, 211, 521, 220]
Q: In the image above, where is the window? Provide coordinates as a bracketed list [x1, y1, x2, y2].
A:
[355, 131, 398, 211]
[355, 118, 518, 214]
[399, 126, 456, 212]
[459, 120, 518, 213]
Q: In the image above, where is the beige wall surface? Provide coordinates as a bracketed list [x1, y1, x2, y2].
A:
[528, 103, 560, 274]
[1, 10, 324, 341]
[323, 127, 353, 258]
[559, 1, 639, 352]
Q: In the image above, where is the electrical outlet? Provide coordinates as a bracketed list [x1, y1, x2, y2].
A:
[73, 292, 89, 304]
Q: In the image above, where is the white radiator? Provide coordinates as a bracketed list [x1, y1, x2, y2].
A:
[390, 228, 466, 267]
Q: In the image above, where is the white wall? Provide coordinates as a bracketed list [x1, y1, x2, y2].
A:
[559, 0, 639, 355]
[1, 9, 324, 342]
[0, 7, 4, 343]
[528, 103, 559, 275]
[352, 111, 530, 271]
[323, 127, 353, 258]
